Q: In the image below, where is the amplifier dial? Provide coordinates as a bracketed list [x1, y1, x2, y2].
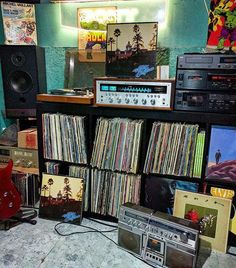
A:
[133, 99, 138, 104]
[117, 98, 122, 104]
[150, 99, 156, 105]
[142, 99, 147, 105]
[14, 160, 21, 166]
[125, 98, 130, 104]
[180, 232, 188, 243]
[108, 97, 113, 103]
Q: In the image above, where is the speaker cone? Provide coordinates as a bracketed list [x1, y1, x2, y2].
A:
[9, 71, 33, 93]
[11, 52, 26, 66]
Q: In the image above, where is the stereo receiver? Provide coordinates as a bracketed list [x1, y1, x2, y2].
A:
[118, 203, 199, 268]
[94, 78, 174, 110]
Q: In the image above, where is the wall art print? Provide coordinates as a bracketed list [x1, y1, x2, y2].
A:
[77, 6, 117, 62]
[1, 1, 37, 45]
[106, 22, 158, 79]
[207, 0, 236, 52]
[173, 189, 231, 253]
[205, 125, 236, 183]
[39, 173, 84, 224]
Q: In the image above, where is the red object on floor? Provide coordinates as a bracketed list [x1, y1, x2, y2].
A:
[0, 160, 21, 220]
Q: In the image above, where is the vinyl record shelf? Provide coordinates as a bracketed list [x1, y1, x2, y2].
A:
[36, 96, 236, 222]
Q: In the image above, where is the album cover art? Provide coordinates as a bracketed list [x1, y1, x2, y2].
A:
[39, 174, 84, 224]
[77, 7, 117, 62]
[145, 176, 198, 215]
[106, 22, 158, 78]
[207, 0, 236, 51]
[1, 1, 37, 45]
[206, 125, 236, 183]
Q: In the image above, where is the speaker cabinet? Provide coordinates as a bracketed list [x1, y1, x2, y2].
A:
[118, 228, 141, 255]
[0, 45, 47, 118]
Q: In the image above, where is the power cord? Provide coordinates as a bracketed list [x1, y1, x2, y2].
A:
[54, 219, 157, 268]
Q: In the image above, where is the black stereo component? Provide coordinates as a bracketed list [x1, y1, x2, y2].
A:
[0, 45, 47, 118]
[174, 53, 236, 113]
[118, 203, 199, 268]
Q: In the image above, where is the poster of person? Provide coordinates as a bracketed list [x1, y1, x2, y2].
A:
[1, 1, 37, 45]
[207, 0, 236, 52]
[106, 22, 158, 79]
[39, 174, 84, 224]
[206, 125, 236, 183]
[77, 7, 117, 62]
[145, 176, 198, 215]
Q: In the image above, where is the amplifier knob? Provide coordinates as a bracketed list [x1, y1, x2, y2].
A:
[142, 99, 147, 105]
[109, 98, 113, 103]
[26, 161, 33, 168]
[14, 160, 21, 166]
[117, 98, 122, 104]
[180, 232, 188, 243]
[125, 98, 130, 104]
[133, 99, 138, 104]
[150, 99, 156, 105]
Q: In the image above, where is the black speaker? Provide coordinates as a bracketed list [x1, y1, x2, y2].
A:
[0, 45, 47, 118]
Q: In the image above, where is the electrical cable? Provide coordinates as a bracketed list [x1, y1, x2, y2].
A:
[204, 0, 209, 14]
[86, 217, 118, 228]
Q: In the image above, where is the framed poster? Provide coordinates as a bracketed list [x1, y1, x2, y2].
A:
[77, 6, 117, 62]
[1, 1, 37, 45]
[39, 174, 84, 224]
[207, 0, 236, 52]
[106, 22, 158, 78]
[173, 189, 232, 253]
[205, 125, 236, 183]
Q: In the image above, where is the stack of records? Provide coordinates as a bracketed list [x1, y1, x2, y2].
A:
[91, 117, 143, 174]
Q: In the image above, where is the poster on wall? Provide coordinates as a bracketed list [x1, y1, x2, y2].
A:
[206, 0, 236, 52]
[205, 125, 236, 183]
[1, 1, 37, 45]
[106, 22, 158, 79]
[77, 7, 117, 62]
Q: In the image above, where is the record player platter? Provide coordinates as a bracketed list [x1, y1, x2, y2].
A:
[50, 88, 93, 96]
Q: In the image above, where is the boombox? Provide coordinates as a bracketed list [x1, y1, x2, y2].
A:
[174, 53, 236, 114]
[118, 203, 199, 268]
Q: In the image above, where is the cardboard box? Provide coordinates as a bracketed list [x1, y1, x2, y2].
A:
[18, 128, 38, 150]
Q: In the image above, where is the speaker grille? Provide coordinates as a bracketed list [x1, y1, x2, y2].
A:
[118, 228, 141, 255]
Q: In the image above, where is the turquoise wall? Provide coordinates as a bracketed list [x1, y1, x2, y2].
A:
[0, 0, 210, 126]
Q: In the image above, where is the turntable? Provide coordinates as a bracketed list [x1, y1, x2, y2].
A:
[37, 87, 94, 105]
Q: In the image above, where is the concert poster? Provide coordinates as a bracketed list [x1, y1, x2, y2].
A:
[1, 1, 37, 45]
[207, 0, 236, 51]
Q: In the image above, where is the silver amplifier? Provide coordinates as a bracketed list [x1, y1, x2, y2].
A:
[118, 203, 199, 268]
[94, 78, 174, 110]
[0, 145, 38, 168]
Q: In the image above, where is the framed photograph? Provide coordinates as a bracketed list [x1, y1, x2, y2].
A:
[205, 125, 236, 183]
[77, 6, 117, 62]
[173, 189, 232, 253]
[106, 22, 158, 78]
[145, 176, 198, 215]
[39, 173, 84, 224]
[206, 0, 236, 52]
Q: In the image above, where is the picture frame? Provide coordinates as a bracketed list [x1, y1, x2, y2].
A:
[173, 189, 232, 253]
[39, 173, 84, 224]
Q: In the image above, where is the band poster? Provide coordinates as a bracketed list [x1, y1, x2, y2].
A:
[1, 1, 37, 45]
[77, 7, 117, 62]
[207, 0, 236, 51]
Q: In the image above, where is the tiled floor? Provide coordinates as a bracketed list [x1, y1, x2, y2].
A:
[0, 216, 236, 268]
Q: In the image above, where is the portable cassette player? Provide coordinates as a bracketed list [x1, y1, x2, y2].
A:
[118, 203, 199, 268]
[174, 53, 236, 113]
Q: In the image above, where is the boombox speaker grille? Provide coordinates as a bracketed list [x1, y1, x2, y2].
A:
[118, 228, 141, 255]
